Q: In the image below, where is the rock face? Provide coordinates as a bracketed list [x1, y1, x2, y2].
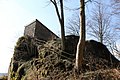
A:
[8, 36, 40, 80]
[8, 35, 120, 80]
[85, 40, 119, 64]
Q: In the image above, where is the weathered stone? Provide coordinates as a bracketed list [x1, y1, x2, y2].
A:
[24, 19, 58, 41]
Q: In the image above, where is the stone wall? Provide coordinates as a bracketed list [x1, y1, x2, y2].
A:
[24, 19, 58, 41]
[24, 21, 36, 38]
[35, 20, 58, 41]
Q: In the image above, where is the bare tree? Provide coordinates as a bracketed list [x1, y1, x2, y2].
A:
[111, 0, 120, 15]
[66, 1, 91, 36]
[111, 0, 120, 27]
[66, 14, 80, 36]
[75, 0, 86, 71]
[66, 0, 119, 57]
[87, 1, 113, 44]
[50, 0, 65, 50]
[87, 1, 120, 56]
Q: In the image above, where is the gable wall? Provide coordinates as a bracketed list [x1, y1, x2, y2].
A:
[35, 20, 58, 41]
[24, 21, 36, 37]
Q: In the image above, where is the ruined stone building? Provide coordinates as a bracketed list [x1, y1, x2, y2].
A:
[24, 19, 58, 41]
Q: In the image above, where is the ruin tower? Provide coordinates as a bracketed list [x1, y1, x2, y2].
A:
[24, 19, 58, 41]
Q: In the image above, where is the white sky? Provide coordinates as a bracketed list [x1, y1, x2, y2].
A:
[0, 0, 59, 73]
[0, 0, 79, 73]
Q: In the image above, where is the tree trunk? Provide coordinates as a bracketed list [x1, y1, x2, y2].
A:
[75, 0, 85, 71]
[50, 0, 65, 51]
[60, 0, 65, 50]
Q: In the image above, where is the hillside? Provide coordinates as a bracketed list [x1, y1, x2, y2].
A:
[8, 35, 120, 80]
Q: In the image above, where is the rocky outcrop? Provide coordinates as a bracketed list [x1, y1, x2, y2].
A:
[8, 35, 120, 80]
[8, 36, 41, 80]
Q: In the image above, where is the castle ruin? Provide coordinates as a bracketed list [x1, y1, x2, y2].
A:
[24, 19, 58, 41]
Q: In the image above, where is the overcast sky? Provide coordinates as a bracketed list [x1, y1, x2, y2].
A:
[0, 0, 79, 73]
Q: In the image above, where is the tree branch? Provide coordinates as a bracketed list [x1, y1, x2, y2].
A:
[50, 0, 61, 24]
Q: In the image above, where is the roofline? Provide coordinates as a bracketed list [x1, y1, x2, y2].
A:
[24, 19, 37, 27]
[24, 19, 59, 38]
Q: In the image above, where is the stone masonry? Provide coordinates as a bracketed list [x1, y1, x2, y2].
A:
[24, 19, 58, 41]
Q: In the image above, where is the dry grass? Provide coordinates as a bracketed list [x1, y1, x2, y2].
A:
[0, 75, 7, 80]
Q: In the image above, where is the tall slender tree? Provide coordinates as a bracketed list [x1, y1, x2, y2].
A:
[50, 0, 65, 50]
[88, 1, 112, 44]
[75, 0, 86, 71]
